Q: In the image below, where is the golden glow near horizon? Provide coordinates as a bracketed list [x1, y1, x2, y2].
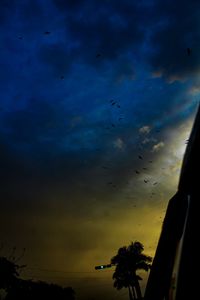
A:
[0, 113, 195, 300]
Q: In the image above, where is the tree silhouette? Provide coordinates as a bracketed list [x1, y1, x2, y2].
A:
[111, 241, 152, 300]
[0, 257, 20, 290]
[0, 256, 75, 300]
[5, 279, 75, 300]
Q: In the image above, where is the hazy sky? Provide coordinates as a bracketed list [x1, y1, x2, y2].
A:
[0, 1, 199, 299]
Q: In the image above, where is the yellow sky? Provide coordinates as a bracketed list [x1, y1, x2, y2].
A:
[0, 113, 194, 300]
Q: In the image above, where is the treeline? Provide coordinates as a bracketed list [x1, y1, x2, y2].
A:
[0, 256, 75, 300]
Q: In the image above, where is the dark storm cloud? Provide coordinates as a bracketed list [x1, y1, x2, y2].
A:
[2, 0, 200, 81]
[0, 96, 114, 193]
[0, 0, 45, 30]
[53, 0, 200, 81]
[41, 0, 200, 82]
[38, 43, 72, 76]
[0, 98, 79, 189]
[37, 0, 155, 77]
[148, 0, 200, 80]
[2, 98, 69, 143]
[0, 0, 18, 25]
[53, 0, 85, 11]
[66, 6, 142, 61]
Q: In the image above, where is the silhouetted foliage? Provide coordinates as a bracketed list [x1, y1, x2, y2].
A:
[111, 241, 152, 300]
[0, 257, 20, 290]
[0, 256, 75, 300]
[5, 279, 75, 300]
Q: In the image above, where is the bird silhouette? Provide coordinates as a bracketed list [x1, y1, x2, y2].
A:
[44, 31, 51, 35]
[138, 155, 143, 160]
[135, 170, 140, 174]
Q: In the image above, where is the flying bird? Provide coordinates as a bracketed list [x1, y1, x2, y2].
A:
[110, 100, 120, 107]
[138, 155, 143, 160]
[153, 182, 158, 185]
[144, 179, 149, 183]
[44, 31, 51, 35]
[135, 170, 140, 174]
[96, 53, 101, 58]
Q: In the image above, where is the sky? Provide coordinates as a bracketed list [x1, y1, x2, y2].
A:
[0, 0, 200, 299]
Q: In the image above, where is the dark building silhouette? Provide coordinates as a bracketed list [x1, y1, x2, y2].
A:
[144, 105, 200, 300]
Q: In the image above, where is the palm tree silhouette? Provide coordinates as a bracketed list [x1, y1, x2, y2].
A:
[111, 241, 152, 300]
